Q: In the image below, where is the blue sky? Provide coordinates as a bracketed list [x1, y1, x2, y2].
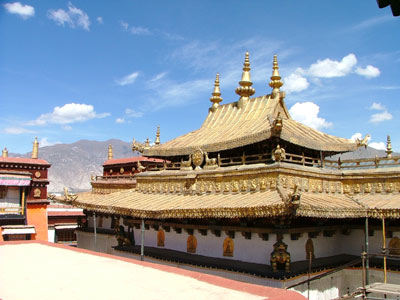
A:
[1, 1, 399, 154]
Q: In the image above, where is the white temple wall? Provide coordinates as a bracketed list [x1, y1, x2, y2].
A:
[76, 230, 116, 254]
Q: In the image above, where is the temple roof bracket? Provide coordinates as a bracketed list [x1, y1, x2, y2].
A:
[235, 51, 255, 109]
[210, 73, 223, 112]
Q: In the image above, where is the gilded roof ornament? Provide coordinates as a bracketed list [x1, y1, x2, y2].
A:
[269, 55, 283, 96]
[108, 144, 113, 160]
[235, 51, 255, 109]
[210, 73, 223, 112]
[356, 134, 370, 149]
[145, 138, 150, 148]
[32, 137, 39, 159]
[2, 147, 8, 158]
[132, 138, 145, 153]
[386, 135, 393, 158]
[155, 126, 161, 145]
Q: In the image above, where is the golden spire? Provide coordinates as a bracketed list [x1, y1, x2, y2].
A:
[155, 126, 160, 145]
[269, 54, 283, 96]
[145, 138, 150, 148]
[386, 135, 393, 158]
[2, 147, 8, 158]
[235, 51, 255, 108]
[108, 144, 113, 160]
[210, 73, 223, 112]
[31, 137, 39, 159]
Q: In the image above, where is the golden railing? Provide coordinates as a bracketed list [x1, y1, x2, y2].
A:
[98, 154, 400, 173]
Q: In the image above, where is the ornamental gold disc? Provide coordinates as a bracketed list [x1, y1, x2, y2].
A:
[192, 148, 204, 169]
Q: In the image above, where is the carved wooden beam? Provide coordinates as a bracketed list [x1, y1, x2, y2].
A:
[212, 229, 221, 237]
[173, 227, 182, 234]
[199, 229, 208, 236]
[241, 232, 252, 240]
[323, 230, 336, 237]
[225, 230, 235, 239]
[258, 233, 269, 241]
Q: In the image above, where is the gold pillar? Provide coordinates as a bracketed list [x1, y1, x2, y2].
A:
[31, 137, 39, 159]
[108, 144, 113, 160]
[2, 147, 8, 158]
[21, 187, 26, 216]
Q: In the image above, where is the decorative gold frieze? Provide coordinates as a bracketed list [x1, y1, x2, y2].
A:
[232, 180, 239, 192]
[375, 182, 383, 193]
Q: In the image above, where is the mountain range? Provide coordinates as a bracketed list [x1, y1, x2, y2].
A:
[9, 140, 394, 193]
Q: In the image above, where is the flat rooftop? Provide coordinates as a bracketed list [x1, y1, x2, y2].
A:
[0, 241, 305, 300]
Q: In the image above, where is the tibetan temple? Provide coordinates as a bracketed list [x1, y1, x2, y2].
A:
[0, 138, 50, 241]
[63, 53, 400, 299]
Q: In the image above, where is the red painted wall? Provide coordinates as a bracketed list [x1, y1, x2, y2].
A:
[27, 203, 48, 241]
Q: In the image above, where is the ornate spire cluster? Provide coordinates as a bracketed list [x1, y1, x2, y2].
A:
[386, 135, 393, 158]
[31, 137, 39, 159]
[2, 147, 8, 158]
[108, 144, 113, 160]
[210, 73, 223, 112]
[269, 54, 283, 96]
[155, 126, 161, 145]
[235, 51, 255, 108]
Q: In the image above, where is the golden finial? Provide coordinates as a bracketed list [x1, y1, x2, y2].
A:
[31, 137, 39, 159]
[235, 51, 255, 108]
[155, 126, 160, 145]
[108, 144, 113, 160]
[269, 55, 283, 96]
[386, 135, 393, 158]
[2, 147, 8, 158]
[210, 73, 223, 112]
[145, 138, 150, 148]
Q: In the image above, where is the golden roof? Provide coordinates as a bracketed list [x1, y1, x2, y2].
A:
[69, 185, 368, 219]
[144, 94, 356, 157]
[144, 55, 356, 157]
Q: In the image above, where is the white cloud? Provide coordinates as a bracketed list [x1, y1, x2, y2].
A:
[370, 111, 393, 123]
[369, 142, 386, 150]
[120, 21, 129, 31]
[308, 54, 357, 78]
[370, 102, 385, 111]
[62, 125, 72, 131]
[355, 65, 380, 78]
[115, 72, 139, 86]
[27, 103, 110, 126]
[3, 127, 35, 134]
[39, 138, 61, 148]
[283, 71, 309, 94]
[289, 102, 332, 130]
[115, 118, 125, 124]
[352, 15, 393, 31]
[125, 108, 143, 118]
[130, 26, 151, 35]
[3, 2, 34, 19]
[96, 16, 103, 24]
[150, 72, 167, 82]
[48, 3, 90, 31]
[369, 102, 392, 123]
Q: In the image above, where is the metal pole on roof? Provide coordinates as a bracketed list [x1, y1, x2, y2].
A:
[93, 212, 97, 250]
[141, 218, 145, 261]
[365, 217, 369, 285]
[382, 217, 387, 283]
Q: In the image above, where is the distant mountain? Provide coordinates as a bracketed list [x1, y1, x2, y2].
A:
[11, 139, 133, 193]
[9, 141, 396, 193]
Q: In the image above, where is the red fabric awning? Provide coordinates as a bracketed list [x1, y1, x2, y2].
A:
[0, 174, 31, 186]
